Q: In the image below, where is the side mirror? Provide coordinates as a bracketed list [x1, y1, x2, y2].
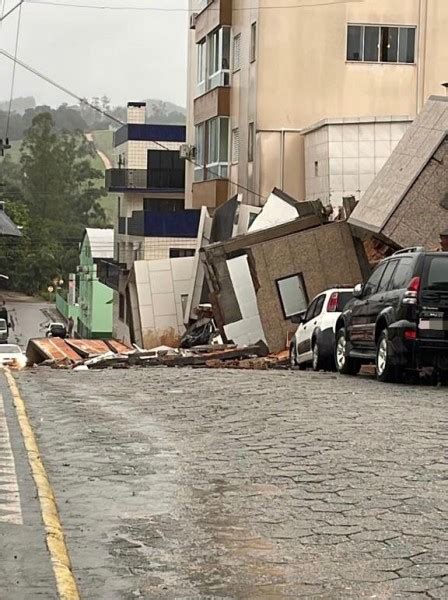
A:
[353, 283, 364, 298]
[291, 314, 303, 325]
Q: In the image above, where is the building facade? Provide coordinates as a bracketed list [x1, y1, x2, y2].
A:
[186, 0, 448, 210]
[99, 103, 202, 346]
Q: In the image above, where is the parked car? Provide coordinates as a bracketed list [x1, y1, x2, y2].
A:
[0, 344, 27, 368]
[46, 322, 67, 339]
[0, 318, 8, 343]
[290, 287, 354, 370]
[335, 247, 448, 382]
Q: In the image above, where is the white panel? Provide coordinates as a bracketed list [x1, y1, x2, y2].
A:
[153, 293, 177, 317]
[149, 270, 174, 294]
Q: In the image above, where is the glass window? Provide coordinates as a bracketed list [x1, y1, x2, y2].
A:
[208, 29, 220, 76]
[248, 122, 254, 162]
[304, 298, 318, 323]
[347, 24, 416, 64]
[206, 117, 229, 179]
[377, 260, 398, 293]
[197, 40, 206, 88]
[313, 295, 326, 318]
[364, 26, 379, 61]
[425, 257, 448, 291]
[219, 117, 229, 162]
[250, 22, 257, 62]
[335, 291, 353, 312]
[222, 27, 230, 70]
[390, 257, 415, 290]
[380, 27, 398, 62]
[399, 27, 416, 63]
[347, 25, 363, 61]
[232, 127, 239, 163]
[363, 262, 387, 297]
[233, 33, 241, 71]
[276, 273, 308, 318]
[194, 123, 205, 182]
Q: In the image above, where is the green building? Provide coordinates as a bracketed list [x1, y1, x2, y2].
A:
[76, 228, 114, 339]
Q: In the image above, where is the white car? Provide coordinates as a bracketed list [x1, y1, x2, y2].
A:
[290, 287, 354, 371]
[0, 344, 27, 369]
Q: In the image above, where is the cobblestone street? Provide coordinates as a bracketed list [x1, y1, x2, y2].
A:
[11, 367, 448, 599]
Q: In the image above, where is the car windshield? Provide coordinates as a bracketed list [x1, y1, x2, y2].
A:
[0, 345, 21, 354]
[425, 256, 448, 291]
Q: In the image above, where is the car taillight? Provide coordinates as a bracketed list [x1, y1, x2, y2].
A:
[327, 292, 339, 312]
[404, 329, 417, 340]
[403, 276, 421, 305]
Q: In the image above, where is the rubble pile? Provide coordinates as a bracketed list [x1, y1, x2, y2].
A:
[26, 337, 289, 371]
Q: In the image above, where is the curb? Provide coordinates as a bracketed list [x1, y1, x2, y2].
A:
[4, 369, 80, 600]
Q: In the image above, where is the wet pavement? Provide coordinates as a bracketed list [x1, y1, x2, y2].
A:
[12, 367, 448, 599]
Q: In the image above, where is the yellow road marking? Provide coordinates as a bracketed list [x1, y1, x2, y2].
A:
[4, 369, 80, 600]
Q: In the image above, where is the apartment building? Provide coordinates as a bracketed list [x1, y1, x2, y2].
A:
[98, 102, 202, 346]
[185, 0, 448, 210]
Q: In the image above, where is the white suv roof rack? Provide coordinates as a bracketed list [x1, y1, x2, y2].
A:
[392, 246, 425, 256]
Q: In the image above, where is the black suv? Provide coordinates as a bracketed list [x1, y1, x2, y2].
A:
[335, 248, 448, 382]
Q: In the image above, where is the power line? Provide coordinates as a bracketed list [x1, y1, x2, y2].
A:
[5, 2, 23, 139]
[0, 48, 265, 200]
[25, 0, 363, 12]
[0, 0, 24, 24]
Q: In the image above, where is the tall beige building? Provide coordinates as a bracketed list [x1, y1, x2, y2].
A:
[185, 0, 448, 210]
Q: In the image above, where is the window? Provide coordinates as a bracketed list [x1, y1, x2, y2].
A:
[206, 27, 230, 90]
[363, 262, 387, 297]
[169, 248, 196, 258]
[232, 127, 240, 163]
[195, 117, 230, 181]
[390, 258, 415, 290]
[347, 25, 416, 64]
[207, 116, 229, 179]
[250, 22, 257, 62]
[276, 273, 308, 319]
[314, 295, 326, 319]
[233, 33, 241, 72]
[425, 256, 448, 291]
[248, 122, 254, 162]
[377, 260, 398, 293]
[304, 298, 318, 323]
[314, 161, 319, 176]
[197, 39, 206, 94]
[119, 293, 125, 321]
[144, 198, 184, 212]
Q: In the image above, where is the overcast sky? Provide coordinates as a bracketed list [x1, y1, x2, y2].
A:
[0, 0, 189, 108]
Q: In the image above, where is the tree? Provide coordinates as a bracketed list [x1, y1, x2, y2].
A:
[0, 112, 108, 294]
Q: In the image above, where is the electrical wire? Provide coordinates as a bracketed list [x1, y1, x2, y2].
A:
[0, 0, 24, 24]
[25, 0, 364, 12]
[5, 2, 23, 139]
[0, 48, 266, 200]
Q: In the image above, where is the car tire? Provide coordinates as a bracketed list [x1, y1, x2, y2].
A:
[335, 328, 361, 376]
[376, 329, 398, 383]
[289, 343, 298, 368]
[312, 339, 324, 372]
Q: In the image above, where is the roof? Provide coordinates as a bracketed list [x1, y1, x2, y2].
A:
[349, 96, 448, 235]
[0, 209, 21, 237]
[84, 228, 114, 259]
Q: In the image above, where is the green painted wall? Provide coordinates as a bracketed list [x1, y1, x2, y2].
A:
[77, 234, 113, 338]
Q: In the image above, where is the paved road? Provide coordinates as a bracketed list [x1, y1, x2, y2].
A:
[0, 291, 56, 348]
[12, 366, 448, 599]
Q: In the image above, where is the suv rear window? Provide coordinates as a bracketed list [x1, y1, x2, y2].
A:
[424, 256, 448, 291]
[389, 257, 415, 290]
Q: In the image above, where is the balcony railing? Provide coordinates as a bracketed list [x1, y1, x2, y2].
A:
[96, 259, 128, 291]
[125, 210, 201, 238]
[106, 168, 185, 192]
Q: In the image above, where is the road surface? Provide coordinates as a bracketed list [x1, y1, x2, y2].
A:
[0, 295, 447, 599]
[0, 291, 58, 348]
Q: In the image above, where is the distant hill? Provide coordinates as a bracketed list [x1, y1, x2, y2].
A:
[0, 96, 36, 115]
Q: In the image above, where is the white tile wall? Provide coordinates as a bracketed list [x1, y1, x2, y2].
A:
[304, 119, 411, 208]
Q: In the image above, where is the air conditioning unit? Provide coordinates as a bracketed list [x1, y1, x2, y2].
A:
[179, 144, 196, 160]
[189, 12, 198, 29]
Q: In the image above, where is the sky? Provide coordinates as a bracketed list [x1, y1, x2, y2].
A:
[0, 0, 189, 109]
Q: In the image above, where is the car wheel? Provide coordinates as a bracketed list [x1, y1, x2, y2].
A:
[376, 330, 398, 383]
[335, 328, 361, 376]
[312, 340, 324, 372]
[289, 343, 298, 368]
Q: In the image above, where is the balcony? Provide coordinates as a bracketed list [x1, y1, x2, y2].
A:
[106, 167, 185, 193]
[195, 0, 232, 42]
[96, 259, 129, 291]
[126, 210, 201, 238]
[194, 86, 230, 125]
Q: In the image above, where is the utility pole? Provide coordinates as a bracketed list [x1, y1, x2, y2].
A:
[0, 138, 11, 156]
